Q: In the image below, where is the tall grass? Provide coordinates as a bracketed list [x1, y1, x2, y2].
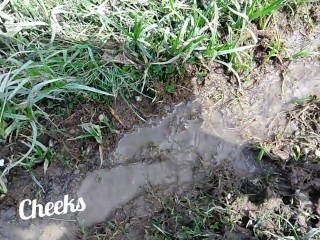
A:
[0, 49, 112, 193]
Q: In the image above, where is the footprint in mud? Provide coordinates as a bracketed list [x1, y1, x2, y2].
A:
[77, 101, 256, 227]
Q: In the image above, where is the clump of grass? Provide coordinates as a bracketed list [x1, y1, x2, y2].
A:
[289, 47, 319, 60]
[2, 0, 287, 93]
[0, 51, 112, 193]
[149, 163, 241, 239]
[151, 195, 236, 239]
[261, 30, 283, 65]
[149, 169, 319, 240]
[69, 122, 105, 167]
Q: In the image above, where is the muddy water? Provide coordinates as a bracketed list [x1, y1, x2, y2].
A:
[0, 221, 73, 240]
[205, 59, 320, 140]
[78, 100, 256, 226]
[77, 54, 320, 227]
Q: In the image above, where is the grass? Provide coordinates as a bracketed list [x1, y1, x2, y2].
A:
[289, 47, 319, 60]
[0, 0, 307, 194]
[85, 162, 320, 239]
[257, 96, 320, 162]
[151, 196, 235, 239]
[1, 3, 318, 240]
[69, 122, 105, 167]
[148, 172, 320, 240]
[0, 58, 111, 192]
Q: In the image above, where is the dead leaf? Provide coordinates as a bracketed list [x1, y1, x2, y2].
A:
[108, 106, 125, 127]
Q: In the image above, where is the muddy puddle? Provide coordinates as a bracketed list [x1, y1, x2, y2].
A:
[77, 100, 257, 227]
[77, 55, 320, 228]
[1, 18, 320, 240]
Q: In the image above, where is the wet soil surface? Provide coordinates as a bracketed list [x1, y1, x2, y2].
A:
[1, 7, 320, 240]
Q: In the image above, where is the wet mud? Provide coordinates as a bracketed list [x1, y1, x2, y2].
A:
[77, 100, 259, 227]
[1, 8, 320, 240]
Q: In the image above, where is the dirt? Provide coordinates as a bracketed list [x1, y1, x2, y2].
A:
[0, 53, 198, 240]
[1, 5, 320, 240]
[77, 99, 263, 227]
[258, 96, 320, 161]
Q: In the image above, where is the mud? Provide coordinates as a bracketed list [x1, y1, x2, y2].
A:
[77, 100, 259, 227]
[78, 54, 320, 229]
[1, 7, 320, 240]
[0, 221, 73, 240]
[76, 10, 320, 235]
[0, 160, 84, 239]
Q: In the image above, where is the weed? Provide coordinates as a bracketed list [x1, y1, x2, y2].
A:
[99, 114, 119, 134]
[166, 84, 175, 93]
[74, 123, 103, 145]
[151, 196, 232, 239]
[289, 47, 319, 60]
[256, 96, 320, 162]
[262, 29, 283, 65]
[256, 145, 266, 163]
[0, 55, 111, 193]
[69, 123, 104, 168]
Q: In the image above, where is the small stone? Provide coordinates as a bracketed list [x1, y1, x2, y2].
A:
[0, 194, 6, 201]
[0, 159, 4, 167]
[227, 193, 231, 199]
[125, 223, 131, 230]
[68, 128, 76, 135]
[98, 114, 104, 122]
[49, 139, 54, 147]
[115, 209, 126, 221]
[303, 148, 310, 155]
[53, 186, 62, 195]
[85, 145, 92, 155]
[77, 164, 85, 169]
[273, 149, 289, 160]
[135, 95, 142, 102]
[315, 150, 320, 157]
[297, 215, 307, 227]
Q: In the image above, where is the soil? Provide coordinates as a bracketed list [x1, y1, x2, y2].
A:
[1, 5, 320, 240]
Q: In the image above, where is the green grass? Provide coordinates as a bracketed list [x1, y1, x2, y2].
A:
[151, 195, 235, 239]
[69, 122, 105, 167]
[0, 0, 301, 192]
[148, 181, 320, 240]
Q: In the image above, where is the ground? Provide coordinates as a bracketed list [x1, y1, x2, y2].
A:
[0, 1, 320, 240]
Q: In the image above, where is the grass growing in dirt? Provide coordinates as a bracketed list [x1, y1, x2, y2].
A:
[149, 185, 320, 239]
[0, 0, 312, 193]
[84, 163, 320, 239]
[149, 166, 242, 240]
[256, 96, 320, 162]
